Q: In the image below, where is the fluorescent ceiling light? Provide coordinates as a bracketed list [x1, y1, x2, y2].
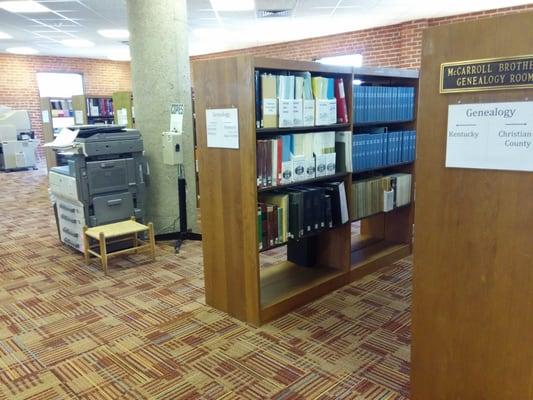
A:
[98, 29, 129, 39]
[353, 79, 363, 86]
[210, 0, 254, 11]
[6, 46, 38, 54]
[108, 48, 130, 61]
[61, 39, 94, 48]
[0, 1, 51, 13]
[0, 31, 12, 39]
[318, 54, 363, 67]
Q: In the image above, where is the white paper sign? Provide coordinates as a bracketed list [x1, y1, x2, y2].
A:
[74, 110, 84, 124]
[206, 108, 239, 149]
[117, 108, 128, 126]
[42, 110, 50, 124]
[170, 103, 184, 133]
[446, 101, 533, 172]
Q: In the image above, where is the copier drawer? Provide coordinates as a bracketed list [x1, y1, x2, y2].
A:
[86, 159, 131, 195]
[55, 198, 85, 252]
[93, 192, 134, 225]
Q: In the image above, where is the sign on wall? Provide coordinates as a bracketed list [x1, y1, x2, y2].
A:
[206, 108, 239, 149]
[446, 101, 532, 172]
[440, 55, 533, 93]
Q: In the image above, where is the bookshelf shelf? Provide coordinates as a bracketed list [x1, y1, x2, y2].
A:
[193, 55, 417, 326]
[257, 172, 348, 193]
[349, 240, 411, 281]
[260, 261, 345, 312]
[354, 119, 415, 128]
[352, 161, 413, 175]
[259, 222, 348, 253]
[257, 123, 351, 134]
[351, 203, 412, 223]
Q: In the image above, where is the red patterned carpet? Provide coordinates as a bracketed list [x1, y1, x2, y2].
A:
[0, 168, 411, 399]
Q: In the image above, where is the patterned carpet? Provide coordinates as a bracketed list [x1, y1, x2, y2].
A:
[0, 168, 411, 400]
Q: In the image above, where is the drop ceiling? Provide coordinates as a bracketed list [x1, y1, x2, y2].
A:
[0, 0, 530, 59]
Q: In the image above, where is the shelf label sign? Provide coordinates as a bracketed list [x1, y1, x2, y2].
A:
[446, 101, 533, 172]
[440, 55, 533, 93]
[206, 108, 239, 149]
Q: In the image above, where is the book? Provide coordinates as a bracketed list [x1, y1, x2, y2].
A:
[335, 78, 348, 124]
[261, 74, 277, 128]
[259, 193, 289, 243]
[353, 85, 416, 123]
[255, 70, 261, 128]
[335, 131, 352, 173]
[351, 173, 412, 219]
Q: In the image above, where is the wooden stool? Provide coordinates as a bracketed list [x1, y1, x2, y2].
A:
[83, 217, 156, 275]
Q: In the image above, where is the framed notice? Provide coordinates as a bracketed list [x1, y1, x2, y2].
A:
[206, 108, 239, 149]
[446, 101, 533, 172]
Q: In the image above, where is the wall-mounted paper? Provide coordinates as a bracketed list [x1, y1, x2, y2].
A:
[206, 108, 239, 149]
[117, 108, 128, 126]
[170, 103, 184, 133]
[74, 110, 84, 124]
[446, 101, 533, 172]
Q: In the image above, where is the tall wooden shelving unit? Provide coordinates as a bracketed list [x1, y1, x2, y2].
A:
[349, 67, 418, 281]
[112, 91, 135, 128]
[72, 95, 114, 125]
[40, 96, 74, 170]
[193, 56, 418, 326]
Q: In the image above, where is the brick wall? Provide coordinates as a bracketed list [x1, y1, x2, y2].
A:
[0, 54, 131, 159]
[191, 4, 533, 68]
[1, 3, 531, 161]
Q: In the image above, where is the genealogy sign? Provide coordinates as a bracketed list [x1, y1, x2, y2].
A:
[440, 55, 533, 93]
[445, 101, 533, 172]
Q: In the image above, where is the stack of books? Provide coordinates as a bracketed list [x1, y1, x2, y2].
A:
[87, 98, 114, 117]
[257, 181, 349, 250]
[351, 173, 412, 220]
[256, 131, 337, 187]
[352, 130, 416, 171]
[256, 70, 348, 128]
[50, 99, 73, 117]
[353, 85, 415, 123]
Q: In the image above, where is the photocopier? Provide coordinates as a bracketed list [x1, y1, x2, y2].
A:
[0, 107, 38, 171]
[48, 125, 149, 252]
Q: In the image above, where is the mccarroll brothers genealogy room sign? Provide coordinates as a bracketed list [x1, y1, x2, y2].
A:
[440, 55, 533, 93]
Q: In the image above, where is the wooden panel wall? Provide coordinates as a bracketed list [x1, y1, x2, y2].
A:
[412, 12, 533, 400]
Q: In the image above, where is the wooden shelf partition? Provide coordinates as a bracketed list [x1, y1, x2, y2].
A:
[193, 55, 418, 325]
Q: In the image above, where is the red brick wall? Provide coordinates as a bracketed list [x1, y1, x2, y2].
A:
[0, 54, 131, 160]
[1, 4, 531, 161]
[191, 4, 533, 69]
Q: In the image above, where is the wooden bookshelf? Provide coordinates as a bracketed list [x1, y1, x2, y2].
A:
[350, 68, 418, 274]
[193, 56, 418, 325]
[112, 91, 135, 128]
[72, 95, 114, 125]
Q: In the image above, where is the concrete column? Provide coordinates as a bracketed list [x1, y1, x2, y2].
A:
[126, 0, 197, 234]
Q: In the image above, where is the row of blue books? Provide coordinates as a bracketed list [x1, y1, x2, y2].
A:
[352, 130, 416, 171]
[353, 86, 415, 123]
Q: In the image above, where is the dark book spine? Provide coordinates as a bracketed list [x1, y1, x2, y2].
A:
[325, 194, 333, 228]
[260, 203, 268, 250]
[272, 205, 279, 244]
[255, 70, 261, 129]
[266, 140, 273, 187]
